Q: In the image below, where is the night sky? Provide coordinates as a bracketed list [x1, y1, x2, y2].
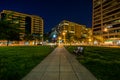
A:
[0, 0, 92, 33]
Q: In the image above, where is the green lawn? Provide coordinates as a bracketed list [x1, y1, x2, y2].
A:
[0, 46, 55, 80]
[66, 46, 120, 80]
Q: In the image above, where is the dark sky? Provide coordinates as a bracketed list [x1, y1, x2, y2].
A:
[0, 0, 92, 33]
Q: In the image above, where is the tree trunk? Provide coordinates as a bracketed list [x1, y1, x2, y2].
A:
[7, 40, 9, 46]
[34, 39, 36, 45]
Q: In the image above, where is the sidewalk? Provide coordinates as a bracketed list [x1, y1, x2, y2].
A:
[22, 46, 97, 80]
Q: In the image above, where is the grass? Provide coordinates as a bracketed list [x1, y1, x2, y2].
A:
[66, 46, 120, 80]
[0, 46, 55, 80]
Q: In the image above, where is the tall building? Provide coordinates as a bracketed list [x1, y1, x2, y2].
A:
[0, 10, 43, 40]
[92, 0, 120, 42]
[55, 20, 91, 43]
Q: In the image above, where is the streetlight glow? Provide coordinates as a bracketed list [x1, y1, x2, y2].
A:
[53, 34, 56, 38]
[58, 37, 61, 40]
[62, 32, 66, 43]
[62, 32, 65, 35]
[89, 38, 92, 42]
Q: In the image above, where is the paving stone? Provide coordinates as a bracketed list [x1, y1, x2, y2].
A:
[22, 46, 97, 80]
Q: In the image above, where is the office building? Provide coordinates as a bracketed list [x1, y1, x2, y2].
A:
[56, 20, 91, 43]
[92, 0, 120, 42]
[0, 10, 43, 40]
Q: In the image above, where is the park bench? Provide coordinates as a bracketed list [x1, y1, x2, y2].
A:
[73, 46, 84, 56]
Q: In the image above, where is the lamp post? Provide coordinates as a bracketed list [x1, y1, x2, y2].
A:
[62, 32, 66, 44]
[53, 34, 56, 42]
[88, 38, 92, 45]
[58, 37, 61, 45]
[40, 34, 43, 45]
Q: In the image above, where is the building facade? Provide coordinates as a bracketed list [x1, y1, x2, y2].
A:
[0, 10, 43, 40]
[92, 0, 120, 42]
[56, 20, 92, 43]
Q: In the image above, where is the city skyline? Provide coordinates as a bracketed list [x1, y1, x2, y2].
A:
[0, 0, 92, 33]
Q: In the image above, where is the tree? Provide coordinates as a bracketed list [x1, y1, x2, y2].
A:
[66, 32, 76, 44]
[43, 32, 50, 41]
[0, 13, 21, 46]
[23, 34, 34, 41]
[32, 33, 42, 45]
[79, 35, 87, 43]
[66, 32, 71, 43]
[93, 35, 104, 43]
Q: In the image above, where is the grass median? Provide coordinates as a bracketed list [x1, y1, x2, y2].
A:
[66, 46, 120, 80]
[0, 45, 55, 80]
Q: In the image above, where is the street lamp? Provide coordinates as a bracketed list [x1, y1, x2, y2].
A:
[88, 38, 92, 45]
[53, 34, 57, 42]
[58, 37, 61, 45]
[62, 32, 66, 43]
[89, 38, 92, 42]
[40, 34, 43, 44]
[58, 37, 61, 40]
